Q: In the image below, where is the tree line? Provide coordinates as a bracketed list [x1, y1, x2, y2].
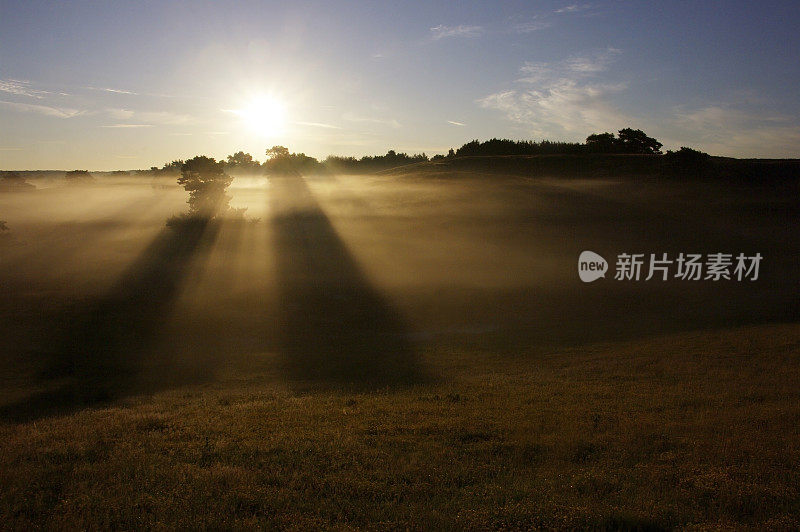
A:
[150, 147, 432, 176]
[146, 128, 708, 177]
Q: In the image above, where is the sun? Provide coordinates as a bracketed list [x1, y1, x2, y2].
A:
[234, 95, 288, 137]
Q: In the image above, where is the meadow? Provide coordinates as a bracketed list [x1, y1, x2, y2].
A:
[0, 166, 798, 529]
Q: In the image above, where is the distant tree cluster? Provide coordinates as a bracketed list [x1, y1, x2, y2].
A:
[447, 129, 663, 158]
[225, 151, 261, 173]
[141, 127, 682, 180]
[263, 146, 321, 174]
[663, 146, 710, 161]
[661, 146, 712, 177]
[161, 160, 184, 173]
[585, 128, 663, 154]
[454, 138, 585, 157]
[324, 150, 429, 173]
[140, 160, 183, 176]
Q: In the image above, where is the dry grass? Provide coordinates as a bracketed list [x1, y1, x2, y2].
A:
[1, 323, 798, 529]
[1, 173, 798, 528]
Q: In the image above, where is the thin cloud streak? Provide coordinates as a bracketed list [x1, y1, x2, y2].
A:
[295, 121, 342, 129]
[342, 113, 401, 129]
[0, 100, 83, 118]
[106, 108, 193, 125]
[101, 124, 154, 128]
[87, 86, 139, 95]
[430, 24, 484, 40]
[511, 21, 552, 33]
[556, 4, 592, 14]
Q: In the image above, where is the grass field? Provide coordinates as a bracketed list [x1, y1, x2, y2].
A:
[1, 168, 798, 528]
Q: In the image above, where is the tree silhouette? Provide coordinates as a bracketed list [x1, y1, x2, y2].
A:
[264, 146, 320, 174]
[161, 160, 184, 174]
[453, 138, 584, 157]
[177, 156, 233, 218]
[265, 146, 290, 160]
[586, 132, 618, 153]
[617, 128, 663, 154]
[225, 151, 260, 171]
[663, 147, 712, 178]
[585, 129, 663, 154]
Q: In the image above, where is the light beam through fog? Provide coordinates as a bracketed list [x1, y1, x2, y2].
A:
[1, 1, 799, 527]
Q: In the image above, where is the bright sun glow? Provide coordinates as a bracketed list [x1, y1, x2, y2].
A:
[234, 96, 288, 137]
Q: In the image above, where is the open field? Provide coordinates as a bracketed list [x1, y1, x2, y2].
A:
[1, 168, 799, 528]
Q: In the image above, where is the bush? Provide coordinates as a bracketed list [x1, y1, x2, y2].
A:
[663, 147, 713, 178]
[664, 147, 711, 163]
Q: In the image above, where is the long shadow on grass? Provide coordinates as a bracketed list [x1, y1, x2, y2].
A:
[0, 218, 219, 423]
[270, 174, 425, 388]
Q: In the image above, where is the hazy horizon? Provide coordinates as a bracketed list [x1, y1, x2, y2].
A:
[1, 1, 799, 170]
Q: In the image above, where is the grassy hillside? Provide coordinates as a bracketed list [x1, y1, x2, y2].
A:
[1, 324, 799, 529]
[0, 171, 798, 528]
[382, 154, 800, 184]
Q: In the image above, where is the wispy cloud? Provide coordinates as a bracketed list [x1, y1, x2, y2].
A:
[106, 108, 191, 124]
[105, 108, 135, 119]
[447, 120, 466, 126]
[430, 24, 483, 40]
[512, 20, 552, 33]
[0, 79, 53, 99]
[556, 3, 592, 14]
[0, 100, 82, 118]
[87, 86, 138, 95]
[478, 47, 628, 137]
[566, 47, 621, 73]
[518, 47, 621, 83]
[101, 124, 153, 128]
[342, 113, 401, 129]
[136, 111, 191, 125]
[85, 85, 185, 99]
[295, 121, 342, 129]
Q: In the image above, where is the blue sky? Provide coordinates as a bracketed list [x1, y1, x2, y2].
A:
[1, 0, 799, 169]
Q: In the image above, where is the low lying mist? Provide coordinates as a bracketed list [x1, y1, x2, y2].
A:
[1, 169, 797, 420]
